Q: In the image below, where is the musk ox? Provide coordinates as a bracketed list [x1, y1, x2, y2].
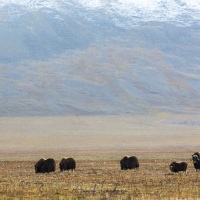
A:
[169, 162, 187, 173]
[191, 155, 200, 172]
[59, 157, 76, 171]
[120, 156, 139, 170]
[35, 158, 56, 173]
[192, 152, 200, 160]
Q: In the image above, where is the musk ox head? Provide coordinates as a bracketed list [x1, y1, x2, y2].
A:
[193, 152, 200, 158]
[35, 158, 46, 173]
[170, 162, 176, 172]
[191, 152, 200, 161]
[192, 155, 199, 163]
[120, 156, 129, 170]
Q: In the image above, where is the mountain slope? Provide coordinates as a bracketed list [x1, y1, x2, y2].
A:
[0, 0, 200, 116]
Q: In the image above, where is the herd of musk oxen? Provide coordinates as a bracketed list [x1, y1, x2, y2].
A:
[34, 152, 200, 173]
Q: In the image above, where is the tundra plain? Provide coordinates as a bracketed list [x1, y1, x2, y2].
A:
[0, 114, 200, 199]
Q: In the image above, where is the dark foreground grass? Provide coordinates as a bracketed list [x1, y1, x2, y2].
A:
[0, 158, 200, 199]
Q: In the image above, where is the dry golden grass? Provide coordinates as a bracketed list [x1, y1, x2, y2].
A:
[0, 156, 200, 200]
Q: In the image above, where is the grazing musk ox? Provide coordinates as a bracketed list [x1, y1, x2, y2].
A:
[120, 156, 139, 170]
[191, 154, 200, 172]
[169, 162, 187, 173]
[59, 157, 76, 171]
[35, 158, 56, 173]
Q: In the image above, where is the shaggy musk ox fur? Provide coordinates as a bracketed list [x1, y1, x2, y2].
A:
[120, 156, 139, 170]
[35, 158, 56, 173]
[192, 155, 200, 172]
[170, 162, 187, 173]
[59, 157, 76, 171]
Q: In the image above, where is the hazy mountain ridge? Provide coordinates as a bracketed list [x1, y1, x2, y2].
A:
[0, 0, 200, 116]
[1, 44, 200, 116]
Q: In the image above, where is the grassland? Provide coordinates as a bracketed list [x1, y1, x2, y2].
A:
[0, 157, 200, 199]
[0, 115, 200, 199]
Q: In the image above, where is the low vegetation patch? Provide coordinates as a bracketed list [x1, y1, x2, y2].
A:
[0, 158, 200, 199]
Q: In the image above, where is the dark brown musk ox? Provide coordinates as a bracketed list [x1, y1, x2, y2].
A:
[35, 158, 56, 173]
[120, 156, 139, 170]
[59, 157, 76, 171]
[191, 154, 200, 172]
[169, 162, 187, 173]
